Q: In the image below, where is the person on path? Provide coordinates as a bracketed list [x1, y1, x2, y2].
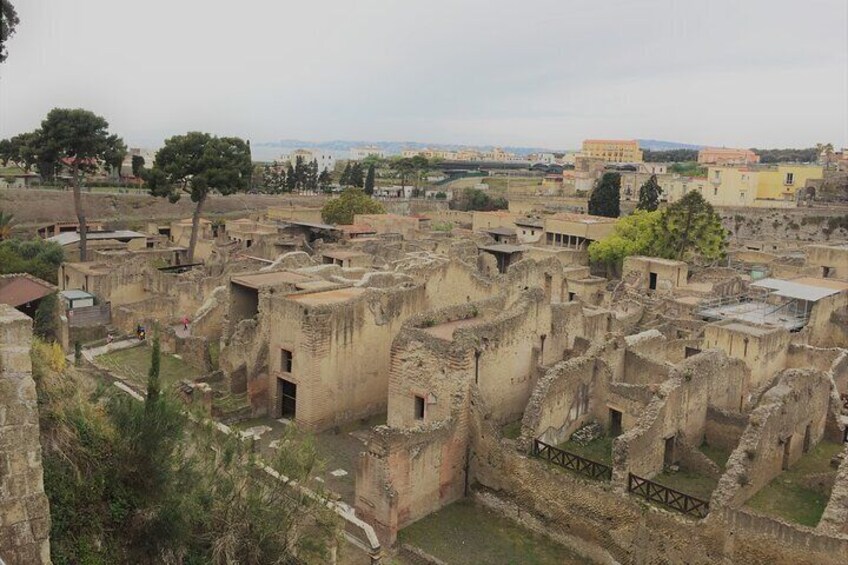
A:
[182, 315, 190, 331]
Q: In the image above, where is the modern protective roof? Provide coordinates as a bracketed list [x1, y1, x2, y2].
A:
[279, 220, 338, 231]
[0, 274, 56, 308]
[47, 230, 147, 246]
[60, 289, 95, 300]
[751, 278, 843, 302]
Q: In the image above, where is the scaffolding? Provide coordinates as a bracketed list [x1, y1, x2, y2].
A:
[696, 286, 813, 331]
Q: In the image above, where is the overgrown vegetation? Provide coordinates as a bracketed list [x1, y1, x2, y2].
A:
[589, 191, 727, 275]
[321, 187, 386, 224]
[0, 238, 64, 283]
[34, 337, 338, 563]
[643, 148, 699, 162]
[449, 187, 508, 211]
[668, 162, 707, 177]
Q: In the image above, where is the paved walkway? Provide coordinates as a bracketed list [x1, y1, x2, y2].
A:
[67, 338, 142, 364]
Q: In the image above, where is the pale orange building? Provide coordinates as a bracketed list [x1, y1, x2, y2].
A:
[697, 147, 760, 165]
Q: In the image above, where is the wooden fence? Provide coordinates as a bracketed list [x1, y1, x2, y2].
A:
[627, 473, 709, 518]
[531, 439, 612, 481]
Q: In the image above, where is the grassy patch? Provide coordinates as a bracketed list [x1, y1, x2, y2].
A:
[97, 345, 200, 388]
[699, 443, 732, 469]
[399, 499, 586, 564]
[501, 420, 522, 440]
[558, 435, 613, 466]
[745, 441, 842, 527]
[652, 469, 717, 501]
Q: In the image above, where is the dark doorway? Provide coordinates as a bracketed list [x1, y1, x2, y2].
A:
[277, 378, 297, 419]
[649, 272, 658, 291]
[663, 436, 675, 467]
[609, 408, 623, 437]
[684, 347, 701, 358]
[803, 424, 811, 453]
[782, 436, 792, 470]
[414, 395, 425, 420]
[822, 266, 832, 278]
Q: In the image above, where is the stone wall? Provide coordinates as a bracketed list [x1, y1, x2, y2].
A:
[0, 305, 51, 564]
[471, 392, 848, 564]
[712, 369, 832, 508]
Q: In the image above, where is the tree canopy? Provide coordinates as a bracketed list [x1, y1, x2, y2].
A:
[450, 188, 508, 211]
[588, 210, 661, 275]
[588, 172, 621, 218]
[146, 132, 252, 261]
[25, 108, 125, 260]
[652, 190, 727, 262]
[642, 148, 698, 162]
[34, 337, 338, 564]
[589, 191, 727, 273]
[321, 188, 385, 224]
[0, 131, 39, 171]
[636, 174, 662, 212]
[0, 1, 19, 63]
[0, 238, 65, 283]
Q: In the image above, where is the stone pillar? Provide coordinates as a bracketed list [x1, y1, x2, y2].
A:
[0, 305, 51, 564]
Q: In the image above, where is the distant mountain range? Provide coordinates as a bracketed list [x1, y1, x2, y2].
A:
[250, 138, 705, 159]
[637, 139, 704, 151]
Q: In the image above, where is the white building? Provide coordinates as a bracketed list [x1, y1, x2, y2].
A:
[279, 149, 336, 173]
[349, 146, 387, 160]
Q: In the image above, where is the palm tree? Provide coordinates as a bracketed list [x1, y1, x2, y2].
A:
[0, 210, 14, 240]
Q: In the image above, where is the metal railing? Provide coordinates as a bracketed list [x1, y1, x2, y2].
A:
[532, 439, 612, 481]
[627, 473, 709, 518]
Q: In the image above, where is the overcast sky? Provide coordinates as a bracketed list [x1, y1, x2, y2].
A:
[1, 0, 846, 151]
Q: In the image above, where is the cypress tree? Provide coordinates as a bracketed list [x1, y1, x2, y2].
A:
[364, 164, 375, 195]
[588, 172, 621, 218]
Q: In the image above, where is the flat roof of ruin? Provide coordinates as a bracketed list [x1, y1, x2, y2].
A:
[322, 250, 368, 260]
[48, 230, 147, 246]
[64, 262, 112, 275]
[719, 321, 779, 337]
[287, 286, 366, 306]
[480, 244, 527, 254]
[231, 271, 313, 289]
[280, 220, 338, 231]
[421, 316, 488, 341]
[548, 213, 617, 224]
[482, 227, 516, 236]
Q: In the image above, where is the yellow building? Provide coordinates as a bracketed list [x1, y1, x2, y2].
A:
[664, 164, 823, 208]
[581, 139, 643, 163]
[755, 165, 822, 201]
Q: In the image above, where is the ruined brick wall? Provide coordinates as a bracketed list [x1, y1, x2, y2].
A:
[0, 305, 51, 564]
[704, 406, 749, 451]
[471, 395, 848, 564]
[818, 443, 848, 536]
[807, 292, 848, 348]
[613, 351, 748, 484]
[713, 369, 832, 508]
[268, 284, 429, 431]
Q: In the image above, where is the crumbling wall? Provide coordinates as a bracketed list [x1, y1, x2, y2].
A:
[712, 369, 832, 508]
[613, 351, 748, 484]
[0, 305, 51, 564]
[818, 443, 848, 536]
